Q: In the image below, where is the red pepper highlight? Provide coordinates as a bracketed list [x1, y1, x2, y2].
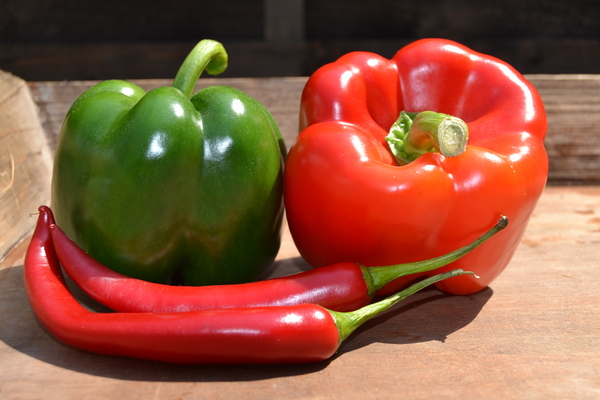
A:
[24, 206, 473, 364]
[46, 206, 506, 313]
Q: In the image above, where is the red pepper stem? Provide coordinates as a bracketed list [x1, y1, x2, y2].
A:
[332, 269, 475, 343]
[363, 215, 508, 294]
[386, 111, 469, 164]
[172, 39, 228, 98]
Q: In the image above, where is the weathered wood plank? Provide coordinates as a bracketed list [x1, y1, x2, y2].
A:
[527, 74, 600, 184]
[27, 74, 600, 184]
[0, 71, 53, 262]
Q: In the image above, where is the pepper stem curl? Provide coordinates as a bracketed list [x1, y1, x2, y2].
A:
[386, 111, 469, 165]
[172, 39, 228, 98]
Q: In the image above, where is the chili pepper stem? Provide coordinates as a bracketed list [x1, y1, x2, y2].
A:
[386, 111, 469, 164]
[332, 269, 475, 343]
[172, 39, 228, 98]
[364, 216, 508, 294]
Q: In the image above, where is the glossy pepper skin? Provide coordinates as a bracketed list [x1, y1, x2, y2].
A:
[51, 40, 286, 285]
[284, 39, 548, 295]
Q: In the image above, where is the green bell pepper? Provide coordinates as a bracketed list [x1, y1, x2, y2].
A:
[51, 40, 286, 285]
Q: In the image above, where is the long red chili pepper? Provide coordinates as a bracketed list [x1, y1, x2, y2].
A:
[47, 206, 507, 312]
[25, 206, 473, 364]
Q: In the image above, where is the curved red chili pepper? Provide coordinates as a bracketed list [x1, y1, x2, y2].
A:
[47, 206, 506, 313]
[23, 206, 341, 363]
[24, 206, 473, 364]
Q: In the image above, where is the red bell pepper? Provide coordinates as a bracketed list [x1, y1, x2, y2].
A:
[284, 39, 548, 295]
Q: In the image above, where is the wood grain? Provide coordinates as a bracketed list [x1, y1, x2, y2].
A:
[27, 74, 600, 183]
[0, 71, 53, 263]
[530, 74, 600, 184]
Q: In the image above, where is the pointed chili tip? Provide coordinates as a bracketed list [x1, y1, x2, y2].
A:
[37, 205, 56, 225]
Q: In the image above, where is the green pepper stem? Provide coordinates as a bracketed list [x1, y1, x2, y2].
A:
[332, 269, 476, 343]
[361, 216, 508, 295]
[172, 39, 228, 98]
[385, 111, 469, 165]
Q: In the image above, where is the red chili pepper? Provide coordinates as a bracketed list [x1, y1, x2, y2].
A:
[284, 39, 548, 296]
[46, 205, 506, 313]
[24, 206, 473, 364]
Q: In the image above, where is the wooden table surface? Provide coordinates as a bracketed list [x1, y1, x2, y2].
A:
[1, 72, 599, 399]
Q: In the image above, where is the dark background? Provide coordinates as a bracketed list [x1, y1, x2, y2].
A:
[1, 0, 598, 81]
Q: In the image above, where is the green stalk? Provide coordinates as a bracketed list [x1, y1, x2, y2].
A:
[361, 216, 508, 296]
[332, 269, 475, 343]
[386, 111, 469, 164]
[172, 39, 229, 98]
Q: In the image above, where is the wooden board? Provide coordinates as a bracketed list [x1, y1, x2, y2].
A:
[0, 70, 53, 263]
[27, 74, 600, 184]
[0, 74, 599, 399]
